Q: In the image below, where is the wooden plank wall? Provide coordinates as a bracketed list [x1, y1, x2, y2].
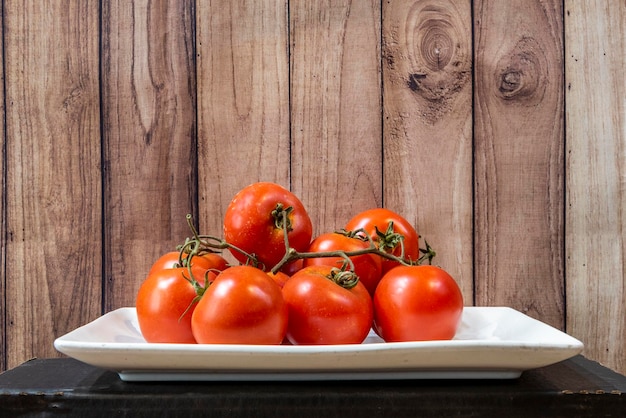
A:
[1, 1, 624, 376]
[565, 0, 625, 373]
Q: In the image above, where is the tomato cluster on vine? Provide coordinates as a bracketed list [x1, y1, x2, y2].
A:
[136, 182, 464, 346]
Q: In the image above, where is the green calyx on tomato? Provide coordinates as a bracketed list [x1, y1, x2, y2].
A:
[271, 203, 294, 231]
[417, 239, 437, 265]
[373, 221, 406, 256]
[328, 268, 359, 289]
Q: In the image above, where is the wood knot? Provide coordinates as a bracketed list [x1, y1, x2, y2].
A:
[387, 2, 471, 124]
[495, 37, 547, 104]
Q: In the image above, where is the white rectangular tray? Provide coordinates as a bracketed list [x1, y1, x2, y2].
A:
[54, 306, 583, 381]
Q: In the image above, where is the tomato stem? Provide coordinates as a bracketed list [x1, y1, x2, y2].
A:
[182, 213, 437, 277]
[270, 228, 429, 275]
[182, 214, 223, 257]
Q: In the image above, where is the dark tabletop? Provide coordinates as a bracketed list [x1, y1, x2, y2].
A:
[1, 355, 625, 417]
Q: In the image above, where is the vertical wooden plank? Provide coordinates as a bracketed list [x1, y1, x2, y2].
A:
[382, 0, 473, 297]
[290, 0, 382, 233]
[565, 1, 625, 374]
[474, 0, 564, 327]
[196, 0, 290, 238]
[0, 1, 6, 372]
[4, 1, 101, 369]
[102, 0, 197, 310]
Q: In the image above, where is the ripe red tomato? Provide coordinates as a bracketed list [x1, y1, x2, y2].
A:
[223, 182, 313, 270]
[191, 266, 288, 344]
[136, 266, 209, 344]
[345, 208, 419, 273]
[373, 265, 463, 342]
[303, 232, 382, 296]
[282, 265, 373, 345]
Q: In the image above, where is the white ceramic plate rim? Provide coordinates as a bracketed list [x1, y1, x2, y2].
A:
[54, 306, 584, 381]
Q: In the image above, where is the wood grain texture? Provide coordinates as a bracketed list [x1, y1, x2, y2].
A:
[3, 1, 101, 369]
[0, 0, 5, 372]
[474, 0, 565, 327]
[565, 0, 626, 374]
[196, 0, 290, 239]
[290, 0, 382, 233]
[382, 0, 473, 297]
[101, 0, 197, 310]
